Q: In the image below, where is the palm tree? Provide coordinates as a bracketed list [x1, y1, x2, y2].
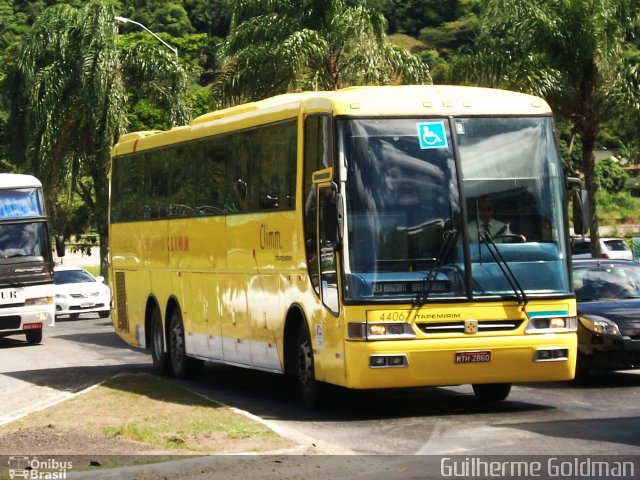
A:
[213, 0, 430, 106]
[458, 0, 640, 256]
[2, 1, 189, 276]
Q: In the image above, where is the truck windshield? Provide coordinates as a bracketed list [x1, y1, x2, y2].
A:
[339, 117, 570, 302]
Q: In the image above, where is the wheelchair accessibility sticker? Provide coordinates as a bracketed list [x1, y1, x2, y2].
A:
[417, 121, 448, 149]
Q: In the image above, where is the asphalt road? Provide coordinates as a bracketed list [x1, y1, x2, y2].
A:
[1, 317, 640, 478]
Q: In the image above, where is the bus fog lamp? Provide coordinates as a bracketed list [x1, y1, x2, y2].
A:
[370, 356, 386, 367]
[534, 348, 568, 362]
[369, 354, 408, 368]
[387, 355, 406, 367]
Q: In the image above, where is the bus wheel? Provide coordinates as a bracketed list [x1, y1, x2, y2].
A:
[169, 309, 203, 379]
[296, 325, 324, 408]
[472, 383, 511, 402]
[150, 308, 170, 375]
[25, 329, 42, 345]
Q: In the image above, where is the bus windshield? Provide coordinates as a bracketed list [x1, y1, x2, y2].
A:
[340, 116, 570, 302]
[0, 222, 47, 261]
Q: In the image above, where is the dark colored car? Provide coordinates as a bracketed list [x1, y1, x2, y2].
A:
[573, 259, 640, 377]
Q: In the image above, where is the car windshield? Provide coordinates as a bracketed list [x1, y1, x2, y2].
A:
[574, 263, 640, 301]
[54, 269, 95, 284]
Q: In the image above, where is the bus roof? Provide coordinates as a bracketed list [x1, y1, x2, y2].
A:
[0, 173, 43, 190]
[113, 85, 552, 155]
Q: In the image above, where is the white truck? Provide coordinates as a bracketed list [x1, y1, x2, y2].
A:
[0, 173, 62, 344]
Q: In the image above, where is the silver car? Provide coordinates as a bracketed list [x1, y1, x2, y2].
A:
[571, 237, 634, 261]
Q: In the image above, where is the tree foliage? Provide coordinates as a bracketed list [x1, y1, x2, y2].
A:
[595, 158, 629, 193]
[212, 0, 430, 106]
[3, 0, 189, 275]
[458, 0, 640, 256]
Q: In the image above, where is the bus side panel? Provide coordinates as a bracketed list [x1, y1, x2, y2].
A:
[110, 222, 163, 347]
[168, 216, 226, 359]
[187, 272, 223, 360]
[220, 274, 251, 364]
[249, 274, 282, 371]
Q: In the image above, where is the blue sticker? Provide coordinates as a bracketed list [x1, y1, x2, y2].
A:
[417, 121, 448, 149]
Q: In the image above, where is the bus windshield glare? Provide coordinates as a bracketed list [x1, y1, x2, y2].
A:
[340, 116, 570, 302]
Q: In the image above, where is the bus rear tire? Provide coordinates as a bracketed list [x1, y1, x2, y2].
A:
[169, 308, 203, 379]
[25, 329, 42, 345]
[472, 383, 511, 402]
[296, 325, 326, 408]
[150, 308, 171, 375]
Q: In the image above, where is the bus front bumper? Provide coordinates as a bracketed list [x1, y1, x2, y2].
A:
[342, 334, 577, 390]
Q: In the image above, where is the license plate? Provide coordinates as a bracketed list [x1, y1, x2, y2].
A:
[23, 322, 42, 330]
[455, 351, 491, 364]
[81, 302, 95, 308]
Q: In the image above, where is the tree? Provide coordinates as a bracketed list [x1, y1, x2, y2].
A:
[458, 0, 640, 257]
[2, 0, 190, 277]
[213, 0, 430, 106]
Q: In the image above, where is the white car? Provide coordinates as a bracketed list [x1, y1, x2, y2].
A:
[53, 266, 111, 319]
[571, 237, 634, 261]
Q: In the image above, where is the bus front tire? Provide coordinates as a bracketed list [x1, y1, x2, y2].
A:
[25, 329, 42, 345]
[296, 325, 326, 408]
[472, 383, 511, 402]
[150, 309, 171, 375]
[169, 309, 203, 379]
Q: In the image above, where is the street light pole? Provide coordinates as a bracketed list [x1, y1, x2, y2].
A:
[115, 16, 178, 58]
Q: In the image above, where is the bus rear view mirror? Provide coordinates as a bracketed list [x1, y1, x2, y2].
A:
[572, 189, 589, 236]
[55, 235, 65, 257]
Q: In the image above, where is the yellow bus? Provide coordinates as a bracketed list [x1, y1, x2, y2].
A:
[109, 85, 577, 407]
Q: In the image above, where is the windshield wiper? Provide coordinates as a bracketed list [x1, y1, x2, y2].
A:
[479, 231, 528, 305]
[413, 225, 459, 307]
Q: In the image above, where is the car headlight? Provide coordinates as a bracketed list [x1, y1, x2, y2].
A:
[55, 293, 68, 299]
[579, 314, 621, 336]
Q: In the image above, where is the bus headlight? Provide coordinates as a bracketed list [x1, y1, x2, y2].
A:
[25, 297, 54, 306]
[348, 322, 416, 340]
[526, 316, 577, 333]
[579, 315, 621, 336]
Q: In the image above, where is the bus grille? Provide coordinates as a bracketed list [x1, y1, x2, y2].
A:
[416, 319, 523, 334]
[115, 271, 129, 332]
[0, 316, 21, 330]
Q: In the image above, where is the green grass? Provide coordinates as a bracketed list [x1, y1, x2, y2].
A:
[0, 372, 291, 454]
